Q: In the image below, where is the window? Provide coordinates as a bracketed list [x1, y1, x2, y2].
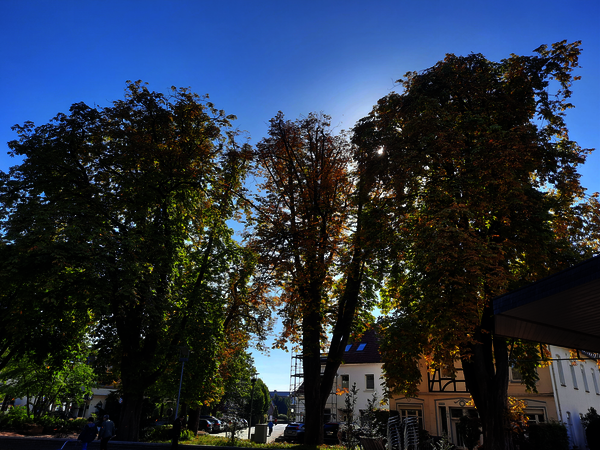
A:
[345, 344, 352, 352]
[396, 405, 423, 429]
[357, 343, 367, 351]
[556, 355, 566, 386]
[341, 374, 349, 389]
[581, 365, 590, 392]
[570, 363, 578, 389]
[525, 408, 546, 424]
[510, 366, 523, 382]
[366, 374, 375, 390]
[592, 368, 600, 395]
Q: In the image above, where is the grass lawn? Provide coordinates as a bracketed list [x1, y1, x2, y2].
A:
[177, 433, 346, 450]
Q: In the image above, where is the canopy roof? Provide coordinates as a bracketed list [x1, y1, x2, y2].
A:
[493, 256, 600, 353]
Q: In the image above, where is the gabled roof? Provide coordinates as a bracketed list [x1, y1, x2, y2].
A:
[342, 330, 381, 364]
[493, 256, 600, 353]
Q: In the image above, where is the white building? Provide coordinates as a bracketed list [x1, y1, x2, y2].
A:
[289, 330, 389, 424]
[547, 345, 600, 448]
[335, 330, 389, 421]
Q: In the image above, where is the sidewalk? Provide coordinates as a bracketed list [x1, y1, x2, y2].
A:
[215, 423, 286, 444]
[267, 423, 286, 443]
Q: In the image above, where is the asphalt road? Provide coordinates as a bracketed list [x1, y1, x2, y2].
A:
[213, 423, 287, 443]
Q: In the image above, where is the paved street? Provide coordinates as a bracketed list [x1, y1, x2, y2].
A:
[213, 423, 287, 443]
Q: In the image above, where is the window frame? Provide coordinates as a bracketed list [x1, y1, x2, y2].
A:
[581, 365, 590, 392]
[592, 368, 600, 395]
[365, 374, 375, 390]
[570, 363, 579, 390]
[341, 374, 349, 390]
[556, 355, 566, 386]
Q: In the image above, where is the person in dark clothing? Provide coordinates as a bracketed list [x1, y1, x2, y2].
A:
[98, 414, 116, 450]
[78, 417, 98, 450]
[171, 415, 184, 449]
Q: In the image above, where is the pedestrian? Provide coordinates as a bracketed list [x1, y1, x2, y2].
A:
[268, 419, 273, 436]
[98, 414, 116, 450]
[78, 417, 97, 450]
[171, 414, 184, 449]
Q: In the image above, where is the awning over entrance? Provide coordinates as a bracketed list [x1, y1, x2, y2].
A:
[493, 256, 600, 354]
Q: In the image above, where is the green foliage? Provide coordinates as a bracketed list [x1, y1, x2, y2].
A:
[180, 428, 195, 441]
[0, 406, 87, 434]
[359, 392, 386, 439]
[581, 407, 600, 429]
[430, 434, 456, 450]
[523, 421, 569, 450]
[1, 80, 261, 440]
[252, 111, 384, 445]
[586, 418, 600, 450]
[143, 422, 193, 443]
[354, 40, 599, 450]
[245, 378, 270, 426]
[217, 352, 257, 413]
[144, 424, 174, 442]
[189, 432, 346, 449]
[0, 405, 30, 429]
[272, 392, 290, 417]
[0, 348, 96, 420]
[340, 383, 360, 450]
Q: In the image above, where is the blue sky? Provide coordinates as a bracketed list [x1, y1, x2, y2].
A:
[1, 0, 598, 391]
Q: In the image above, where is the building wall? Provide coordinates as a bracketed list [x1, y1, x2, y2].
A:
[335, 361, 389, 421]
[390, 347, 600, 448]
[548, 345, 600, 448]
[390, 358, 560, 449]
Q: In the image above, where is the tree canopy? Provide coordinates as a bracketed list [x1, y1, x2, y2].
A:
[250, 112, 384, 444]
[353, 40, 599, 449]
[0, 81, 261, 440]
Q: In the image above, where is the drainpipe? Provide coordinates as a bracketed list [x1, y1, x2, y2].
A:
[549, 346, 563, 422]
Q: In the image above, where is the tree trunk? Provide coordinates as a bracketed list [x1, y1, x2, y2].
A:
[303, 308, 324, 445]
[118, 393, 145, 441]
[189, 407, 200, 435]
[461, 310, 512, 450]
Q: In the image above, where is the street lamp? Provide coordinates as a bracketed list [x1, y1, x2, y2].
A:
[247, 373, 258, 440]
[174, 346, 190, 419]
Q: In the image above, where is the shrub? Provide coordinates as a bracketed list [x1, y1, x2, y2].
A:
[524, 421, 568, 450]
[583, 408, 600, 430]
[586, 418, 600, 450]
[144, 424, 174, 442]
[36, 414, 65, 433]
[180, 429, 195, 441]
[69, 418, 88, 432]
[0, 406, 31, 429]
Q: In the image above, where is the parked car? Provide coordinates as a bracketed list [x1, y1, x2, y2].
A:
[198, 419, 213, 433]
[221, 416, 248, 430]
[199, 415, 221, 432]
[324, 422, 341, 444]
[283, 422, 342, 444]
[283, 422, 306, 442]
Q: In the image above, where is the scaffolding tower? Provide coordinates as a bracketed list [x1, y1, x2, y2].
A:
[289, 353, 304, 422]
[289, 353, 339, 423]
